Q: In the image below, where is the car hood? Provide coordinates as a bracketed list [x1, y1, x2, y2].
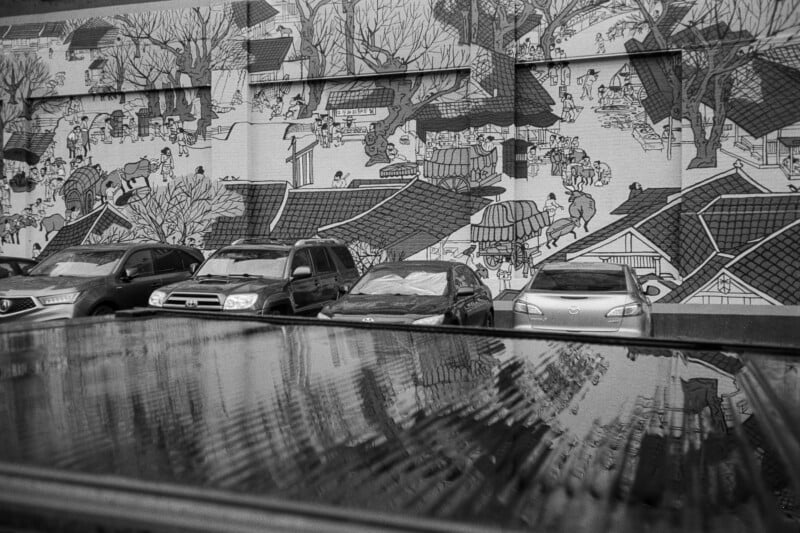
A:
[0, 275, 102, 296]
[162, 277, 286, 295]
[326, 294, 451, 316]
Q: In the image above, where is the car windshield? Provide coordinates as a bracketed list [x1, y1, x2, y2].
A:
[530, 268, 627, 292]
[28, 249, 125, 277]
[196, 248, 289, 278]
[350, 268, 448, 296]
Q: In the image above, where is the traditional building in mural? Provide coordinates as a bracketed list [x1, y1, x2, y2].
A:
[1, 0, 800, 311]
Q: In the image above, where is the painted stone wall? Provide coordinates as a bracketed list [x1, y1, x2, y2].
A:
[1, 0, 800, 306]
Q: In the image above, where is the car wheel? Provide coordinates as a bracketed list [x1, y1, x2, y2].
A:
[483, 311, 494, 328]
[91, 304, 115, 316]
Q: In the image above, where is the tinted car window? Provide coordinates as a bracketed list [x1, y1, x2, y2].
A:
[124, 250, 155, 277]
[332, 246, 356, 270]
[454, 265, 479, 288]
[153, 248, 184, 273]
[531, 269, 627, 292]
[179, 251, 201, 270]
[309, 247, 335, 274]
[0, 262, 14, 278]
[291, 249, 312, 272]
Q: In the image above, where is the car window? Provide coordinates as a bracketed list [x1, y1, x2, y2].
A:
[455, 265, 480, 288]
[123, 250, 155, 277]
[197, 248, 289, 278]
[291, 249, 312, 273]
[153, 248, 185, 274]
[531, 269, 627, 292]
[179, 251, 201, 270]
[28, 249, 125, 277]
[0, 262, 14, 278]
[309, 247, 335, 274]
[331, 246, 356, 270]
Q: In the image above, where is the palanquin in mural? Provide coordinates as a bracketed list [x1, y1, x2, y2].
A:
[1, 0, 799, 306]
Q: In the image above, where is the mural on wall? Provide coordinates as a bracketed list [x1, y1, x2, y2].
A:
[1, 0, 799, 307]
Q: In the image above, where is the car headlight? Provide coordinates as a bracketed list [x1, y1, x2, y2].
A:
[316, 312, 331, 319]
[412, 314, 445, 326]
[148, 290, 168, 307]
[39, 291, 81, 306]
[606, 303, 643, 317]
[513, 298, 543, 315]
[223, 293, 258, 310]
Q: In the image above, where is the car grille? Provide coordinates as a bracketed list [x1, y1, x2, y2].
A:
[0, 297, 37, 315]
[163, 293, 222, 311]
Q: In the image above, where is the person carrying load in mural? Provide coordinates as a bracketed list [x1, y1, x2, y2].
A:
[177, 128, 189, 157]
[561, 93, 577, 122]
[579, 69, 599, 100]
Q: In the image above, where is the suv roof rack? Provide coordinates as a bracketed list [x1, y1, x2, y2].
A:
[230, 237, 347, 247]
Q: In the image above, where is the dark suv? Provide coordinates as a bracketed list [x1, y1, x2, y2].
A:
[0, 243, 203, 322]
[148, 238, 359, 316]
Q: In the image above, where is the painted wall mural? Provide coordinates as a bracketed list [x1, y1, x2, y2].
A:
[1, 0, 800, 306]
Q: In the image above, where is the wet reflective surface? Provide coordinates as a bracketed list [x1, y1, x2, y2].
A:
[0, 316, 799, 532]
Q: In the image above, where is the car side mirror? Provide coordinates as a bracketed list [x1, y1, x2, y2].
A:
[645, 285, 660, 296]
[121, 266, 138, 281]
[291, 265, 312, 280]
[189, 262, 199, 274]
[456, 286, 475, 297]
[339, 283, 351, 294]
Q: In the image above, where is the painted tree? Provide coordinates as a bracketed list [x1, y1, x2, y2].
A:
[348, 1, 471, 166]
[340, 0, 362, 75]
[627, 0, 800, 168]
[115, 6, 244, 139]
[295, 0, 339, 117]
[0, 53, 58, 176]
[531, 0, 610, 59]
[122, 174, 243, 244]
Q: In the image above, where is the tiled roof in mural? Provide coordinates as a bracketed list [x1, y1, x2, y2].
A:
[203, 182, 287, 248]
[678, 214, 716, 276]
[700, 194, 800, 253]
[728, 221, 800, 305]
[231, 0, 279, 29]
[547, 187, 678, 263]
[318, 180, 489, 257]
[762, 43, 800, 70]
[326, 88, 395, 110]
[658, 255, 730, 304]
[637, 203, 681, 261]
[625, 41, 679, 123]
[68, 20, 118, 50]
[681, 170, 766, 212]
[245, 37, 292, 73]
[610, 188, 681, 215]
[3, 131, 55, 165]
[88, 58, 107, 70]
[40, 21, 66, 39]
[39, 205, 131, 260]
[4, 23, 44, 40]
[348, 178, 414, 188]
[270, 187, 400, 240]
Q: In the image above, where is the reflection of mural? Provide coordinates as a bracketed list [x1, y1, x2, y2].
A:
[2, 0, 800, 309]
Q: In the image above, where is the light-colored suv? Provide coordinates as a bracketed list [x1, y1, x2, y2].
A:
[149, 238, 359, 316]
[512, 262, 658, 337]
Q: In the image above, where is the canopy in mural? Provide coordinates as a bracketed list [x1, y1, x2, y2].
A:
[326, 88, 395, 111]
[423, 145, 496, 180]
[2, 131, 55, 165]
[470, 200, 549, 243]
[379, 162, 419, 177]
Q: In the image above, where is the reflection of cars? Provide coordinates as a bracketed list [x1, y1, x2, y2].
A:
[0, 256, 37, 278]
[512, 262, 657, 337]
[149, 238, 359, 316]
[317, 260, 494, 327]
[0, 243, 203, 322]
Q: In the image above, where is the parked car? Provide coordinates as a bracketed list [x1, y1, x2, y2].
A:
[0, 243, 203, 322]
[512, 262, 658, 337]
[0, 255, 37, 278]
[148, 238, 359, 316]
[317, 260, 494, 327]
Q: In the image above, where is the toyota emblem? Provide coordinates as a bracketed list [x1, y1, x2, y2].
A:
[568, 306, 580, 315]
[185, 298, 198, 308]
[0, 299, 11, 313]
[361, 317, 374, 322]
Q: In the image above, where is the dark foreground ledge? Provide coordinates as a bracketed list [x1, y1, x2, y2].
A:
[0, 314, 798, 532]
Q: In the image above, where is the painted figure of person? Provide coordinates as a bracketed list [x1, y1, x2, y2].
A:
[159, 147, 175, 183]
[593, 160, 612, 186]
[67, 126, 80, 159]
[498, 256, 513, 291]
[332, 170, 349, 188]
[270, 96, 283, 119]
[177, 128, 189, 157]
[561, 93, 577, 122]
[386, 142, 407, 162]
[32, 242, 41, 260]
[194, 166, 205, 180]
[544, 192, 564, 220]
[596, 33, 606, 54]
[231, 89, 243, 106]
[580, 69, 599, 100]
[80, 116, 91, 156]
[526, 145, 539, 179]
[103, 118, 113, 143]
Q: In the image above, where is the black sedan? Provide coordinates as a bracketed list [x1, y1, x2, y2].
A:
[0, 255, 37, 278]
[317, 260, 494, 327]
